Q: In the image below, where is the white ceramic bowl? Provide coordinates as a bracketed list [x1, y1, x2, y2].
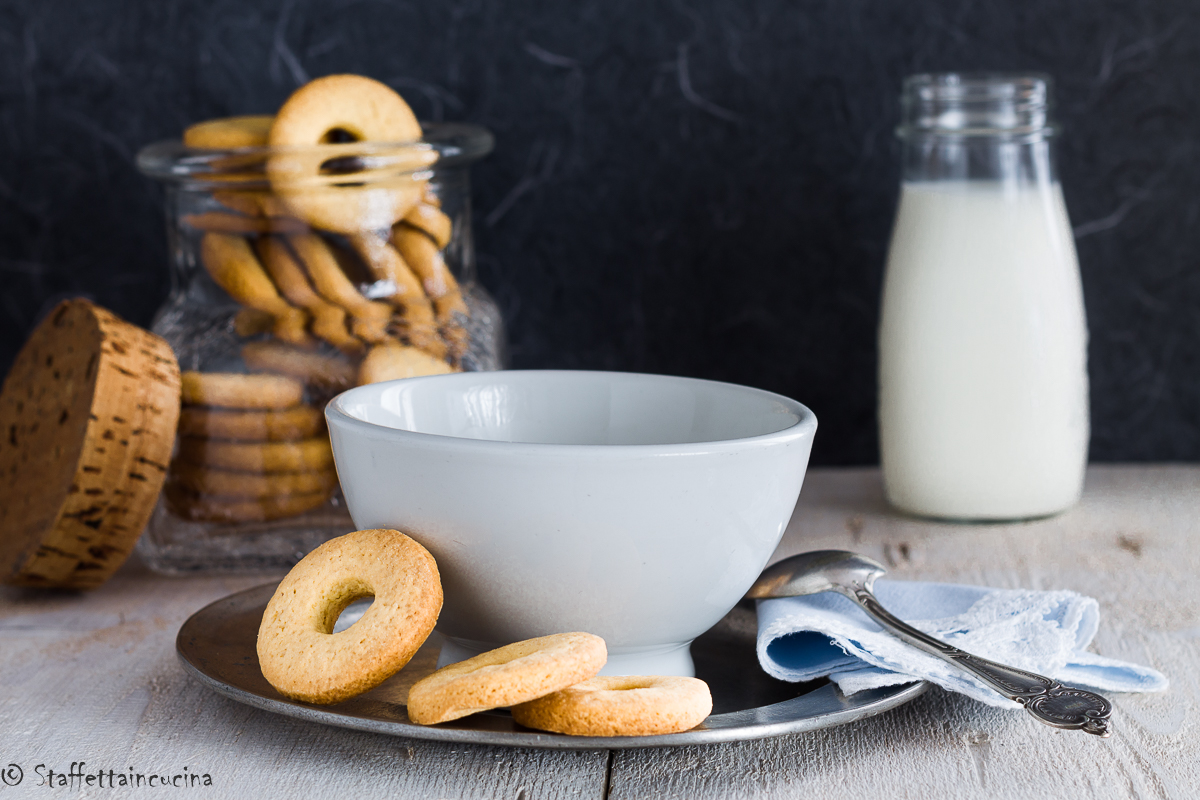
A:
[326, 370, 817, 676]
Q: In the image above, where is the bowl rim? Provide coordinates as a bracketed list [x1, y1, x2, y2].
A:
[325, 369, 817, 455]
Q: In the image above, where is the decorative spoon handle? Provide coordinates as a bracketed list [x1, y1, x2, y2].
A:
[844, 586, 1112, 737]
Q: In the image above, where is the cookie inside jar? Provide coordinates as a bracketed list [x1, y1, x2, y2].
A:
[136, 74, 501, 572]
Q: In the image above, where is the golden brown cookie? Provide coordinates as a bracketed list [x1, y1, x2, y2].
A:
[257, 528, 443, 704]
[269, 75, 422, 147]
[183, 212, 307, 235]
[165, 483, 332, 523]
[0, 299, 180, 589]
[254, 237, 362, 354]
[177, 405, 324, 442]
[391, 224, 469, 357]
[241, 341, 356, 394]
[170, 461, 338, 498]
[407, 633, 607, 725]
[267, 75, 435, 233]
[511, 675, 713, 737]
[199, 232, 312, 346]
[177, 435, 333, 473]
[212, 190, 267, 217]
[180, 371, 304, 410]
[183, 115, 274, 149]
[203, 149, 271, 178]
[233, 308, 275, 337]
[348, 231, 445, 358]
[391, 224, 463, 308]
[211, 190, 295, 220]
[401, 202, 453, 249]
[287, 232, 392, 344]
[357, 342, 455, 385]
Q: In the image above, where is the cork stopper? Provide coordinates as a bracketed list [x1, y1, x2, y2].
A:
[0, 299, 181, 588]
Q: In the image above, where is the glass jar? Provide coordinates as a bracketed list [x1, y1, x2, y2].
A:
[878, 74, 1089, 521]
[135, 123, 504, 572]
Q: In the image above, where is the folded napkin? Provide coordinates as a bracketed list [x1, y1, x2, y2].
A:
[756, 579, 1168, 708]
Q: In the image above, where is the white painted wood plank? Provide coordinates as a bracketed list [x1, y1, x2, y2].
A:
[2, 466, 1197, 799]
[608, 465, 1200, 799]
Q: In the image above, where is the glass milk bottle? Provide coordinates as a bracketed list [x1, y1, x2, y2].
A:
[878, 74, 1089, 520]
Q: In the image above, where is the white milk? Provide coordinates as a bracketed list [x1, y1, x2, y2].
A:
[878, 181, 1089, 520]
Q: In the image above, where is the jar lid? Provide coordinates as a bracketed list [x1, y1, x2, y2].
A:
[137, 122, 494, 188]
[897, 73, 1055, 139]
[0, 299, 182, 589]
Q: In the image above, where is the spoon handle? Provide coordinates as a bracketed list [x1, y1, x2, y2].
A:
[844, 586, 1112, 737]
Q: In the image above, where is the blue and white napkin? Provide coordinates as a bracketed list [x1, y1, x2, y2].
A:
[756, 579, 1168, 708]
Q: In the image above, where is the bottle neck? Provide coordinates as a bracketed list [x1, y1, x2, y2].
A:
[900, 135, 1058, 185]
[897, 73, 1059, 185]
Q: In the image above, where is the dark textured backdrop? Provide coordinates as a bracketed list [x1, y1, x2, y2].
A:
[1, 0, 1197, 465]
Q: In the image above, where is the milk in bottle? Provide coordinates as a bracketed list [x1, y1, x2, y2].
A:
[878, 75, 1089, 520]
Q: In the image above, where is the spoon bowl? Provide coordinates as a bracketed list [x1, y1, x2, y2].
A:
[746, 550, 887, 600]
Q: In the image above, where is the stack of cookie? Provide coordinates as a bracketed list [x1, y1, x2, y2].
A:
[161, 73, 485, 527]
[165, 372, 337, 524]
[182, 74, 468, 383]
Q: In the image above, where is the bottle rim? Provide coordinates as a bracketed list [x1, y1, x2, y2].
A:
[896, 72, 1057, 140]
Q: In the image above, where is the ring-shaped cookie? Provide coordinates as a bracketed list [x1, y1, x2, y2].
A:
[358, 342, 455, 385]
[166, 484, 332, 523]
[511, 675, 713, 737]
[406, 632, 607, 725]
[170, 461, 338, 498]
[390, 224, 461, 306]
[257, 528, 443, 704]
[390, 224, 468, 357]
[198, 233, 312, 346]
[241, 341, 357, 393]
[254, 238, 362, 354]
[233, 308, 274, 337]
[268, 74, 434, 233]
[185, 212, 307, 235]
[184, 115, 274, 149]
[181, 371, 304, 410]
[349, 232, 445, 358]
[287, 232, 392, 343]
[211, 191, 293, 220]
[177, 405, 324, 442]
[402, 202, 453, 249]
[177, 436, 333, 473]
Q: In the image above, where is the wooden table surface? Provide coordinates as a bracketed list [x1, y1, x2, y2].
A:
[2, 465, 1197, 799]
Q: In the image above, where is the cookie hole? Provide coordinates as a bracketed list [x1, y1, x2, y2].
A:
[319, 155, 368, 181]
[321, 127, 359, 144]
[332, 596, 374, 633]
[319, 129, 367, 180]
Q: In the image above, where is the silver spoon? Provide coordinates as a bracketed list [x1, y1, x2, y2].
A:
[747, 550, 1112, 737]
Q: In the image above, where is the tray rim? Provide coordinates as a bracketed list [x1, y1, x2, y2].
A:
[177, 583, 928, 750]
